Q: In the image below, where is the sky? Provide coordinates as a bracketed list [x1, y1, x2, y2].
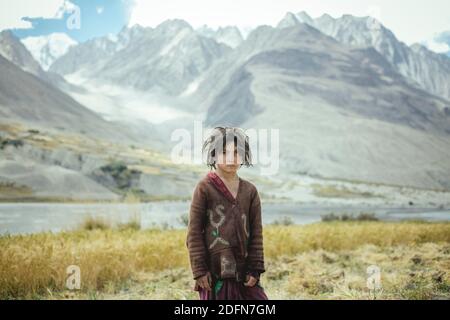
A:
[0, 0, 449, 53]
[0, 0, 132, 42]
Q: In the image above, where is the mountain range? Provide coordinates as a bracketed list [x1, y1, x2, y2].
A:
[21, 32, 77, 71]
[1, 12, 450, 192]
[49, 20, 232, 96]
[0, 53, 135, 142]
[277, 11, 450, 101]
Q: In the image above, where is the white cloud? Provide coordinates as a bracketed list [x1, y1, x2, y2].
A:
[96, 6, 104, 15]
[129, 0, 450, 47]
[0, 0, 76, 30]
[422, 38, 450, 54]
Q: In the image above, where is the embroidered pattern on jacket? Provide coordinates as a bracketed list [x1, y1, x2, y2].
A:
[208, 204, 230, 249]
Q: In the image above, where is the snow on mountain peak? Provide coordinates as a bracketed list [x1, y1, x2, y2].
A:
[197, 25, 243, 48]
[21, 33, 77, 70]
[276, 12, 300, 29]
[296, 11, 314, 24]
[156, 19, 194, 35]
[318, 13, 334, 21]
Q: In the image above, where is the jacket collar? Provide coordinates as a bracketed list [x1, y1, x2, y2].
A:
[207, 172, 240, 204]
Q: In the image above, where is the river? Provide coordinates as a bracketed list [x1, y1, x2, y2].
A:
[0, 202, 448, 235]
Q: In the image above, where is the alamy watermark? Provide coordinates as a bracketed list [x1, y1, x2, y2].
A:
[56, 2, 81, 30]
[170, 121, 280, 175]
[66, 265, 81, 290]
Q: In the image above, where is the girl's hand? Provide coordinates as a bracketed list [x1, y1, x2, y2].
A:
[196, 272, 212, 291]
[244, 274, 258, 287]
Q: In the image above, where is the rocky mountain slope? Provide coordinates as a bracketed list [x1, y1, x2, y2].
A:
[0, 54, 137, 142]
[50, 20, 231, 95]
[277, 11, 450, 101]
[3, 13, 449, 195]
[194, 24, 450, 190]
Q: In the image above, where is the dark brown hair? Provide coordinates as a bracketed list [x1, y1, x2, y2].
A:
[202, 127, 253, 169]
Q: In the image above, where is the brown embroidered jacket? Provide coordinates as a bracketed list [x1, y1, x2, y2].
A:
[186, 173, 265, 283]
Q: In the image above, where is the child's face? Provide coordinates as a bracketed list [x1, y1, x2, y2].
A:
[216, 143, 242, 174]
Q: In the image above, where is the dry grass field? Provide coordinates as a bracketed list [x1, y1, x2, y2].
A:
[0, 221, 449, 300]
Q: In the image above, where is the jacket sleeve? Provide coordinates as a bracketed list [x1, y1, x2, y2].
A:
[186, 182, 209, 279]
[246, 188, 266, 274]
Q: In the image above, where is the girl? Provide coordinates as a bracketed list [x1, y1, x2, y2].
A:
[186, 127, 268, 300]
